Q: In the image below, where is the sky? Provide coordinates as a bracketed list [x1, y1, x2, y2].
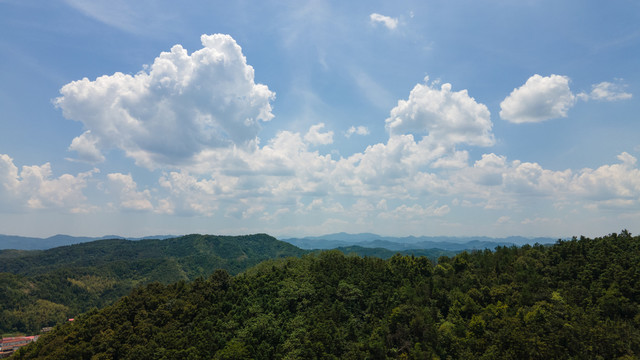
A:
[1, 0, 639, 239]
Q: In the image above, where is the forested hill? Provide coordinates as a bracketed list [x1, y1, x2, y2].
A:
[332, 246, 457, 260]
[0, 234, 306, 335]
[0, 234, 305, 277]
[14, 232, 640, 359]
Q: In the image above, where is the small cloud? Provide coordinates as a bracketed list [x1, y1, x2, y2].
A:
[155, 198, 174, 215]
[67, 130, 105, 163]
[521, 217, 558, 225]
[370, 13, 398, 30]
[378, 202, 450, 220]
[345, 126, 370, 138]
[617, 151, 637, 166]
[496, 215, 511, 224]
[304, 123, 334, 145]
[432, 151, 469, 169]
[260, 208, 290, 222]
[577, 80, 632, 102]
[500, 74, 576, 123]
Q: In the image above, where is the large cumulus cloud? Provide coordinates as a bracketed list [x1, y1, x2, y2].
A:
[385, 77, 494, 148]
[56, 34, 275, 169]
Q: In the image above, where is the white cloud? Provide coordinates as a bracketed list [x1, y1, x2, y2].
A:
[345, 126, 370, 138]
[370, 13, 398, 30]
[42, 62, 640, 236]
[500, 74, 576, 123]
[469, 153, 508, 186]
[432, 151, 469, 169]
[386, 77, 494, 148]
[572, 152, 640, 203]
[260, 208, 290, 222]
[56, 34, 275, 169]
[448, 151, 640, 213]
[503, 161, 572, 196]
[0, 154, 20, 195]
[304, 123, 334, 145]
[0, 154, 97, 213]
[337, 135, 422, 194]
[378, 202, 450, 220]
[577, 81, 632, 102]
[158, 171, 224, 216]
[521, 217, 560, 226]
[496, 216, 511, 224]
[155, 198, 174, 215]
[106, 173, 153, 211]
[67, 130, 105, 163]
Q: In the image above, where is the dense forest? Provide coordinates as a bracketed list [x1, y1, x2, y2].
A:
[12, 231, 640, 359]
[0, 234, 452, 335]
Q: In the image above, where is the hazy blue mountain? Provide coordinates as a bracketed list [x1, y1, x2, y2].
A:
[1, 232, 558, 251]
[296, 232, 383, 242]
[281, 233, 557, 250]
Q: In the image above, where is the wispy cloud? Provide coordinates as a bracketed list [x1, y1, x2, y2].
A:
[370, 13, 398, 30]
[63, 0, 177, 36]
[350, 68, 395, 109]
[577, 81, 632, 102]
[345, 126, 369, 138]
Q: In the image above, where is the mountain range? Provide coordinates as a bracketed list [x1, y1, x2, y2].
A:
[0, 232, 558, 251]
[281, 232, 558, 251]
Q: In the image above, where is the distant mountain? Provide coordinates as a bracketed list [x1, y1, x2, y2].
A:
[1, 232, 558, 251]
[282, 233, 557, 250]
[0, 234, 178, 250]
[296, 232, 383, 242]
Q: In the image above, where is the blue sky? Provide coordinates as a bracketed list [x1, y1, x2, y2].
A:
[1, 0, 639, 238]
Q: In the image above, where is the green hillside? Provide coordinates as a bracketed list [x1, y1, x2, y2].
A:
[13, 231, 640, 359]
[333, 245, 458, 260]
[0, 234, 306, 335]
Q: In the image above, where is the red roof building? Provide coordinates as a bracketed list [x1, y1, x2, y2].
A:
[0, 336, 39, 358]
